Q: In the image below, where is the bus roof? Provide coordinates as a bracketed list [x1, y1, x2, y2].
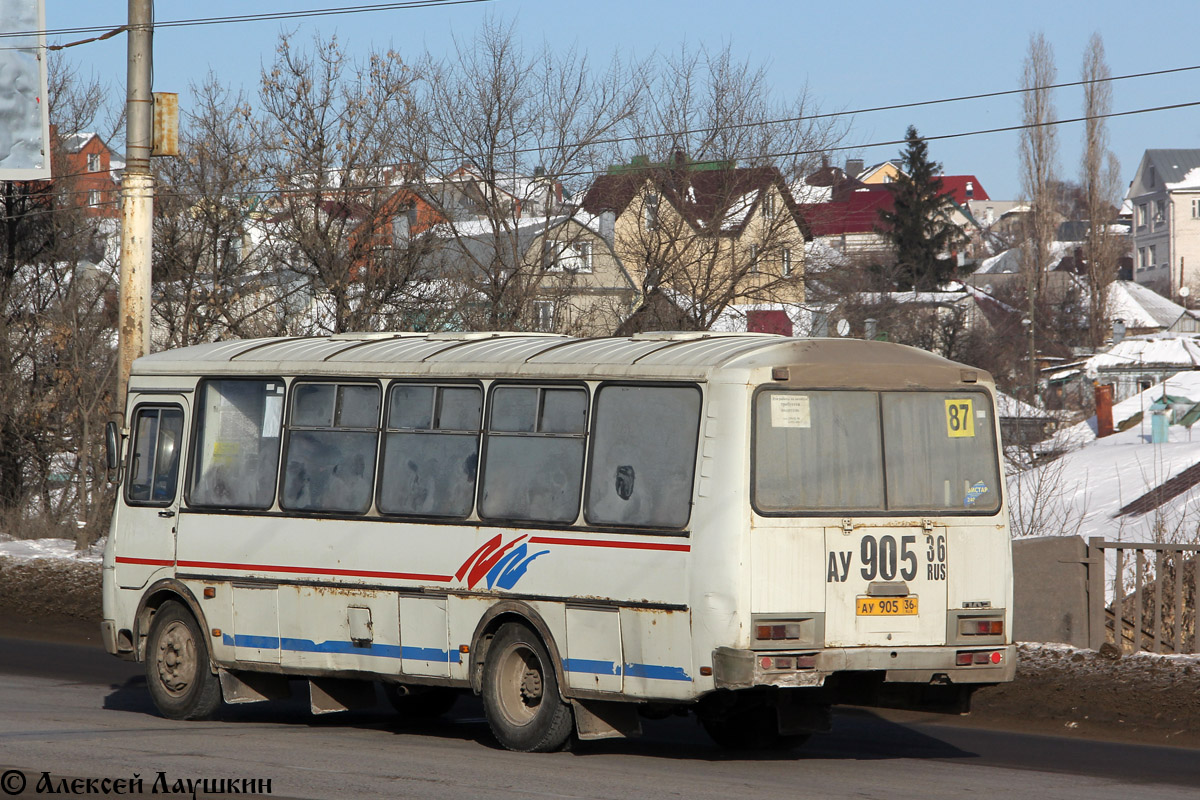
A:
[130, 332, 988, 388]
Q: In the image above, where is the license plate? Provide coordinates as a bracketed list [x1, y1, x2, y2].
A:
[856, 596, 919, 616]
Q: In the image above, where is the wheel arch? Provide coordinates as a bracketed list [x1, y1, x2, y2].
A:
[134, 579, 208, 662]
[468, 600, 565, 695]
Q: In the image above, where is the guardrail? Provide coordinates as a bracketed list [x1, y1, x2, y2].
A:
[1087, 537, 1200, 654]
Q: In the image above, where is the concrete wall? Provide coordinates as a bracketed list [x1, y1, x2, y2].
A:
[1012, 535, 1089, 648]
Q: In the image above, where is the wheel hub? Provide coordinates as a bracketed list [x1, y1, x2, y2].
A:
[156, 620, 197, 697]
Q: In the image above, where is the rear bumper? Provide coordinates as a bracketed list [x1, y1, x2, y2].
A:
[712, 644, 1017, 689]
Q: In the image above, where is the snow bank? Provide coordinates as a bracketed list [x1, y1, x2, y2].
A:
[0, 534, 104, 563]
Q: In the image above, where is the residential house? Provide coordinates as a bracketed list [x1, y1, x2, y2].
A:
[581, 154, 809, 317]
[429, 164, 563, 222]
[1085, 335, 1200, 403]
[1126, 149, 1200, 297]
[60, 131, 122, 218]
[1106, 280, 1186, 336]
[425, 214, 637, 335]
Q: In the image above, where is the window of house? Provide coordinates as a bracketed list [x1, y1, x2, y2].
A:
[1150, 245, 1158, 268]
[748, 244, 760, 273]
[533, 300, 556, 332]
[190, 380, 284, 509]
[762, 192, 777, 219]
[281, 383, 380, 514]
[547, 240, 593, 273]
[1193, 198, 1200, 219]
[479, 385, 587, 524]
[87, 153, 100, 172]
[644, 193, 659, 232]
[1137, 204, 1148, 227]
[378, 384, 481, 517]
[88, 190, 101, 208]
[392, 208, 417, 243]
[127, 406, 185, 505]
[1155, 199, 1167, 223]
[585, 384, 701, 528]
[1148, 166, 1156, 187]
[782, 248, 793, 277]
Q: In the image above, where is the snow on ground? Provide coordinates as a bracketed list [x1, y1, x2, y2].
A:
[0, 534, 103, 563]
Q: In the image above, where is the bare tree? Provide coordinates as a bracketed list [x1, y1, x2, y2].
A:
[1080, 33, 1123, 349]
[602, 44, 842, 330]
[0, 55, 118, 545]
[153, 76, 276, 345]
[1018, 32, 1060, 401]
[401, 17, 643, 331]
[254, 32, 427, 333]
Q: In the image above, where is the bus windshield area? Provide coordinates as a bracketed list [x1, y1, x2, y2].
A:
[753, 389, 1001, 515]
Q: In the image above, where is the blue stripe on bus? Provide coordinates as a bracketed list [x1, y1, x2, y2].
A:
[221, 634, 460, 663]
[218, 634, 684, 679]
[563, 658, 621, 676]
[622, 662, 692, 682]
[562, 658, 692, 682]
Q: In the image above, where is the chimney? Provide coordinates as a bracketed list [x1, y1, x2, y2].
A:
[845, 158, 864, 177]
[1112, 318, 1126, 344]
[599, 210, 615, 246]
[1095, 383, 1115, 438]
[965, 180, 974, 199]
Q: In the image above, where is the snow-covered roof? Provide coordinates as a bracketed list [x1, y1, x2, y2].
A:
[1011, 370, 1200, 544]
[1107, 280, 1185, 330]
[996, 391, 1054, 420]
[974, 241, 1074, 275]
[1086, 336, 1200, 373]
[1166, 166, 1200, 191]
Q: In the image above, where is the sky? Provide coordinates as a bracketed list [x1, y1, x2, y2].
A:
[34, 0, 1200, 200]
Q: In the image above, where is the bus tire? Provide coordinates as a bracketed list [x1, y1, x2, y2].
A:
[481, 623, 573, 752]
[144, 600, 221, 721]
[382, 684, 458, 720]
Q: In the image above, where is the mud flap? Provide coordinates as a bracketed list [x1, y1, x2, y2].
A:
[308, 678, 376, 714]
[571, 699, 643, 741]
[219, 670, 291, 704]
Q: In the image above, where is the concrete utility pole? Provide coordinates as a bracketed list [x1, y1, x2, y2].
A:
[116, 0, 154, 413]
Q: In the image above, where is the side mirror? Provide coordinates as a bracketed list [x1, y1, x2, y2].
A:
[105, 420, 121, 477]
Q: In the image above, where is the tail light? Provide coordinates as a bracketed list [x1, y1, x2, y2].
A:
[756, 623, 802, 640]
[959, 618, 1004, 637]
[956, 649, 1003, 666]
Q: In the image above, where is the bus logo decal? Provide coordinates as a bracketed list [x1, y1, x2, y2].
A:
[455, 534, 548, 590]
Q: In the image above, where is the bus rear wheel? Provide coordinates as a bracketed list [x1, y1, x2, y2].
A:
[145, 600, 222, 720]
[481, 623, 573, 752]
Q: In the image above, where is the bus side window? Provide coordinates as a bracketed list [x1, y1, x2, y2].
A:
[127, 406, 184, 505]
[282, 383, 380, 514]
[480, 385, 587, 524]
[378, 384, 482, 517]
[190, 380, 283, 509]
[585, 384, 701, 528]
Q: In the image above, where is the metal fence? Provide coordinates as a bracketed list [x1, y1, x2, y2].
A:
[1088, 538, 1200, 654]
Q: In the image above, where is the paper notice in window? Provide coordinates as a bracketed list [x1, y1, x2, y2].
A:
[263, 394, 282, 438]
[771, 394, 810, 428]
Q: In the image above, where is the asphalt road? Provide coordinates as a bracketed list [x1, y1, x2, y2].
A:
[1, 636, 1197, 800]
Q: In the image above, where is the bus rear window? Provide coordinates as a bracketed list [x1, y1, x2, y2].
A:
[753, 389, 1000, 515]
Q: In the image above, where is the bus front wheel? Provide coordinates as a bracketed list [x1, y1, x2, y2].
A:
[481, 623, 573, 752]
[144, 600, 222, 720]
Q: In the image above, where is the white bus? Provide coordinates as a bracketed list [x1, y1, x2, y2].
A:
[101, 331, 1014, 752]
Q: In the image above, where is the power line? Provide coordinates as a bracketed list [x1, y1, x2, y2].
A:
[0, 0, 495, 41]
[16, 93, 1200, 205]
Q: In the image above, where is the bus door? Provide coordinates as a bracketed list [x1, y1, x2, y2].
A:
[115, 397, 188, 590]
[823, 522, 948, 648]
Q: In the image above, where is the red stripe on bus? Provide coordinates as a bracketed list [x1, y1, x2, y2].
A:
[174, 559, 453, 583]
[115, 556, 176, 567]
[528, 536, 690, 552]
